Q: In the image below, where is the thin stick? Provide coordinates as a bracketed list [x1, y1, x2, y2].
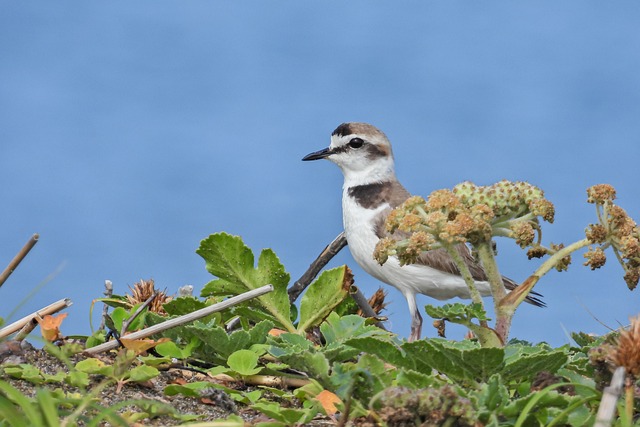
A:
[85, 284, 274, 354]
[0, 298, 72, 339]
[0, 233, 39, 289]
[121, 291, 157, 336]
[288, 232, 347, 303]
[594, 366, 625, 427]
[209, 373, 310, 388]
[350, 286, 387, 330]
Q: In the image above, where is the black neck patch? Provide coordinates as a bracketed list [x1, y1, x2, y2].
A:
[347, 181, 410, 209]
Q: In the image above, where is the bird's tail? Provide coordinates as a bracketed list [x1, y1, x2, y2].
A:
[503, 277, 546, 307]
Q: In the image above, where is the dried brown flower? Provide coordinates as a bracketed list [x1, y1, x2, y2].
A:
[527, 246, 548, 259]
[510, 221, 536, 248]
[126, 278, 172, 315]
[585, 224, 608, 244]
[609, 315, 640, 379]
[583, 247, 607, 270]
[587, 184, 617, 204]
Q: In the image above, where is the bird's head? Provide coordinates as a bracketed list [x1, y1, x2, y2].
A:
[302, 122, 396, 186]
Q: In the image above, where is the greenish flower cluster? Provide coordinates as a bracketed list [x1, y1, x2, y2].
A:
[583, 184, 640, 290]
[373, 180, 555, 266]
[372, 385, 476, 426]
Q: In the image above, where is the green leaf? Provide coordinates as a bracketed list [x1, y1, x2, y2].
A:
[0, 381, 41, 425]
[266, 346, 331, 386]
[185, 319, 273, 362]
[197, 233, 294, 332]
[66, 370, 90, 388]
[320, 313, 390, 344]
[297, 266, 350, 332]
[3, 364, 44, 384]
[395, 369, 441, 389]
[425, 302, 490, 323]
[345, 337, 409, 368]
[162, 296, 208, 316]
[35, 389, 59, 426]
[477, 374, 509, 414]
[402, 339, 504, 382]
[227, 349, 262, 376]
[75, 358, 112, 376]
[502, 344, 568, 382]
[128, 364, 160, 382]
[164, 381, 212, 398]
[252, 402, 316, 425]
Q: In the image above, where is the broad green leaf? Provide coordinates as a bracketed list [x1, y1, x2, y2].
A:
[502, 345, 568, 382]
[155, 341, 187, 359]
[267, 349, 331, 386]
[128, 364, 160, 382]
[164, 381, 212, 397]
[252, 402, 316, 425]
[320, 313, 390, 344]
[162, 296, 207, 316]
[402, 339, 504, 382]
[3, 364, 44, 384]
[227, 349, 262, 376]
[185, 319, 273, 362]
[66, 370, 90, 388]
[345, 337, 409, 368]
[425, 302, 490, 323]
[197, 233, 293, 332]
[395, 369, 441, 389]
[297, 266, 351, 332]
[75, 358, 112, 376]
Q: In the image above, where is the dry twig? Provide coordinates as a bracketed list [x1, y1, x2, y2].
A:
[0, 233, 39, 289]
[0, 298, 72, 339]
[288, 232, 347, 303]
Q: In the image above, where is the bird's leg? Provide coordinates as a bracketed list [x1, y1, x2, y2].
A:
[405, 292, 422, 342]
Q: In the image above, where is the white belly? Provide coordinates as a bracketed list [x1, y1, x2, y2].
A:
[342, 193, 491, 300]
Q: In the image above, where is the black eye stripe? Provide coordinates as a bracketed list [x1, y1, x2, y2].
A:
[348, 137, 364, 149]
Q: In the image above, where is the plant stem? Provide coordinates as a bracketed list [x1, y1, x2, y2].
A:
[500, 238, 592, 310]
[476, 241, 511, 342]
[443, 243, 484, 308]
[476, 242, 507, 302]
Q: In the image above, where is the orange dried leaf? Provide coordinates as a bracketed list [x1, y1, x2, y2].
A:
[38, 313, 68, 342]
[316, 389, 341, 415]
[120, 337, 170, 354]
[268, 328, 287, 337]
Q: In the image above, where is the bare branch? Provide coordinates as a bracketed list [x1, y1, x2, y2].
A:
[288, 232, 347, 303]
[0, 233, 39, 289]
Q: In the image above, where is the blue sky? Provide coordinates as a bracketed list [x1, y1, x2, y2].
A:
[1, 2, 639, 345]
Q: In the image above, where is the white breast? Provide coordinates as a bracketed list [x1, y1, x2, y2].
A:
[342, 189, 491, 300]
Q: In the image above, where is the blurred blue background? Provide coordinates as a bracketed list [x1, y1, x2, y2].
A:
[1, 2, 639, 345]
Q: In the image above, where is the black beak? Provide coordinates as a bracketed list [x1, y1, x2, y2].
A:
[302, 147, 333, 161]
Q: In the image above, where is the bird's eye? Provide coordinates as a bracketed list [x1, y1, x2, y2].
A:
[348, 138, 364, 149]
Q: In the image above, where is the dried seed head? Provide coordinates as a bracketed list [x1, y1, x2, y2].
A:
[587, 184, 616, 204]
[583, 247, 607, 270]
[510, 221, 536, 248]
[609, 315, 640, 379]
[126, 278, 172, 315]
[585, 224, 608, 244]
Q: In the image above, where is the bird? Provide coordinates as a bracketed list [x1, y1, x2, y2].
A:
[302, 122, 544, 341]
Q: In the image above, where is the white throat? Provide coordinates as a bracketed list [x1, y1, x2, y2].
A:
[335, 157, 397, 188]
